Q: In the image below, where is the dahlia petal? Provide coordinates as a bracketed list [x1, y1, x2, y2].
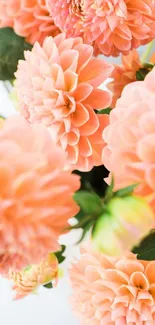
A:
[60, 50, 79, 72]
[67, 129, 80, 146]
[146, 166, 155, 190]
[64, 70, 78, 92]
[79, 137, 92, 157]
[149, 284, 155, 300]
[76, 155, 93, 172]
[43, 77, 55, 92]
[116, 24, 132, 40]
[137, 135, 155, 163]
[64, 116, 71, 132]
[32, 76, 44, 90]
[52, 64, 65, 90]
[130, 272, 149, 290]
[128, 0, 152, 15]
[107, 15, 118, 32]
[54, 33, 66, 47]
[58, 38, 75, 53]
[74, 44, 93, 73]
[39, 58, 51, 76]
[139, 111, 155, 135]
[115, 259, 144, 276]
[49, 43, 60, 64]
[33, 41, 47, 59]
[90, 114, 109, 143]
[80, 106, 99, 136]
[113, 34, 131, 51]
[72, 103, 89, 127]
[85, 89, 112, 110]
[72, 83, 93, 102]
[137, 291, 154, 307]
[145, 262, 155, 284]
[67, 145, 78, 164]
[79, 59, 113, 87]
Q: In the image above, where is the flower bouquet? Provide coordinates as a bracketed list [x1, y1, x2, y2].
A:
[0, 1, 155, 324]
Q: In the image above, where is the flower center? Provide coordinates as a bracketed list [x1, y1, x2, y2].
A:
[70, 0, 85, 17]
[91, 0, 127, 19]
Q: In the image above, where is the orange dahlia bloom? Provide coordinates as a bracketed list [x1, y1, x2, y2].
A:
[9, 253, 58, 300]
[108, 50, 142, 107]
[15, 34, 113, 171]
[102, 66, 155, 209]
[46, 0, 155, 56]
[0, 116, 80, 274]
[0, 0, 60, 45]
[70, 244, 155, 325]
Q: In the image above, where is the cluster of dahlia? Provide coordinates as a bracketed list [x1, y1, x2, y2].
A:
[0, 0, 155, 324]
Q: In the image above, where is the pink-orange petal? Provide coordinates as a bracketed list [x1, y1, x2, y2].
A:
[80, 106, 99, 136]
[72, 103, 89, 127]
[79, 59, 113, 88]
[85, 89, 112, 110]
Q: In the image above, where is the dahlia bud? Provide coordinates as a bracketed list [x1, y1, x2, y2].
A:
[9, 253, 59, 300]
[92, 195, 154, 256]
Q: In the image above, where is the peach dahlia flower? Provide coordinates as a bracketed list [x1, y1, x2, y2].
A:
[70, 244, 155, 325]
[15, 34, 113, 171]
[9, 253, 58, 300]
[0, 116, 80, 274]
[0, 0, 60, 45]
[46, 0, 155, 56]
[102, 66, 155, 209]
[108, 50, 142, 107]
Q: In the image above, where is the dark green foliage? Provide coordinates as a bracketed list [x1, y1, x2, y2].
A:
[43, 282, 53, 289]
[136, 64, 155, 81]
[0, 27, 32, 80]
[55, 245, 66, 264]
[132, 230, 155, 260]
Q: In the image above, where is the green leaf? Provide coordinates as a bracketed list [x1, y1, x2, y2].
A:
[104, 176, 114, 203]
[77, 221, 94, 244]
[114, 183, 139, 198]
[74, 191, 103, 217]
[136, 70, 144, 81]
[97, 108, 112, 115]
[136, 66, 154, 82]
[43, 282, 53, 289]
[55, 245, 66, 264]
[132, 230, 155, 260]
[74, 209, 85, 222]
[70, 215, 93, 230]
[143, 63, 154, 69]
[0, 27, 32, 81]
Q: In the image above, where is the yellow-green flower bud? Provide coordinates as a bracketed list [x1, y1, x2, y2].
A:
[92, 195, 154, 256]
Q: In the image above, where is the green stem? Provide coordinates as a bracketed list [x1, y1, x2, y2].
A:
[141, 41, 154, 64]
